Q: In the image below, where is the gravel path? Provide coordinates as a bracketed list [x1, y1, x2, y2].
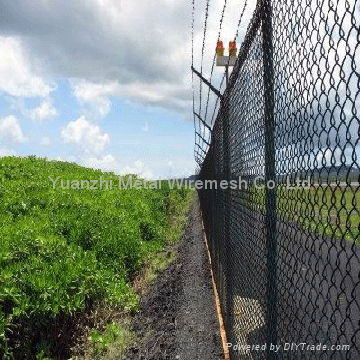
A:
[125, 196, 223, 360]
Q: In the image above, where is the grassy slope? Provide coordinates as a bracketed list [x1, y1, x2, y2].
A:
[0, 156, 191, 358]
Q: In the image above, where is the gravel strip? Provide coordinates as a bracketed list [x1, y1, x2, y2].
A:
[125, 195, 223, 360]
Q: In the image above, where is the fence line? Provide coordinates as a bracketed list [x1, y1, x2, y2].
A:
[194, 0, 360, 358]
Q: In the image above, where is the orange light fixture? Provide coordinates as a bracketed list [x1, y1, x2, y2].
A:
[216, 40, 225, 56]
[229, 41, 237, 57]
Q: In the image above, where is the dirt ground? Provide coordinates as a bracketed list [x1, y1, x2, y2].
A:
[125, 196, 224, 360]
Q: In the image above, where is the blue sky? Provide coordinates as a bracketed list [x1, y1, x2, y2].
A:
[0, 0, 256, 178]
[0, 0, 203, 179]
[1, 0, 356, 177]
[0, 79, 195, 179]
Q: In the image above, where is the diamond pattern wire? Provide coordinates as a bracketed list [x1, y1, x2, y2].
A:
[196, 0, 360, 359]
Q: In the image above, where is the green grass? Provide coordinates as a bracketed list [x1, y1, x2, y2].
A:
[0, 156, 191, 359]
[87, 321, 134, 360]
[248, 185, 359, 242]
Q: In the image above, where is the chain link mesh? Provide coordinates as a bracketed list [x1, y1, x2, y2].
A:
[196, 0, 360, 358]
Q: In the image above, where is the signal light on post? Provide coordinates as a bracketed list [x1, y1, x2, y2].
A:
[229, 41, 237, 57]
[216, 39, 237, 85]
[216, 40, 225, 56]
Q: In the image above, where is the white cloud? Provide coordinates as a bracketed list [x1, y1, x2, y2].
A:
[0, 115, 26, 143]
[61, 115, 110, 154]
[71, 78, 194, 116]
[0, 36, 53, 97]
[71, 80, 115, 118]
[80, 155, 154, 179]
[0, 0, 206, 113]
[61, 153, 153, 178]
[121, 160, 153, 179]
[51, 155, 77, 163]
[0, 0, 257, 114]
[47, 152, 194, 179]
[28, 98, 58, 121]
[9, 96, 58, 122]
[83, 154, 119, 172]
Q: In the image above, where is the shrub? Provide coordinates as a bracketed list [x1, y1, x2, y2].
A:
[0, 156, 190, 358]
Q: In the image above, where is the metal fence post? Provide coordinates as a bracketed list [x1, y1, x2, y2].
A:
[261, 0, 278, 358]
[221, 93, 232, 332]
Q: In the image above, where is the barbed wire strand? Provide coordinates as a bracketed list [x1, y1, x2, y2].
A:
[191, 0, 197, 161]
[209, 1, 249, 130]
[194, 0, 248, 163]
[202, 0, 228, 142]
[199, 0, 211, 118]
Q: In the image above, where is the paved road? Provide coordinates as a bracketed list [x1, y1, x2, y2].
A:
[218, 203, 359, 360]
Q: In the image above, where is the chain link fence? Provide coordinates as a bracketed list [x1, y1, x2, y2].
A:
[196, 0, 360, 358]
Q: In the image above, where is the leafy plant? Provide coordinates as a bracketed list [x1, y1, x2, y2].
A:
[0, 156, 191, 358]
[88, 322, 133, 359]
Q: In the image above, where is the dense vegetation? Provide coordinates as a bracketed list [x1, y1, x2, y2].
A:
[0, 156, 191, 359]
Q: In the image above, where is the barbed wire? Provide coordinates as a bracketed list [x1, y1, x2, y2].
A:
[191, 0, 197, 161]
[193, 0, 249, 164]
[199, 0, 211, 118]
[203, 0, 228, 140]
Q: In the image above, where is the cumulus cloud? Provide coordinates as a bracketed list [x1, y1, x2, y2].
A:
[84, 154, 118, 171]
[121, 160, 154, 180]
[48, 152, 193, 179]
[0, 0, 190, 112]
[81, 155, 154, 179]
[0, 0, 189, 80]
[28, 98, 58, 121]
[61, 116, 110, 154]
[0, 115, 26, 143]
[68, 154, 155, 179]
[0, 0, 253, 176]
[71, 80, 114, 118]
[0, 0, 255, 114]
[120, 158, 195, 179]
[0, 36, 53, 97]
